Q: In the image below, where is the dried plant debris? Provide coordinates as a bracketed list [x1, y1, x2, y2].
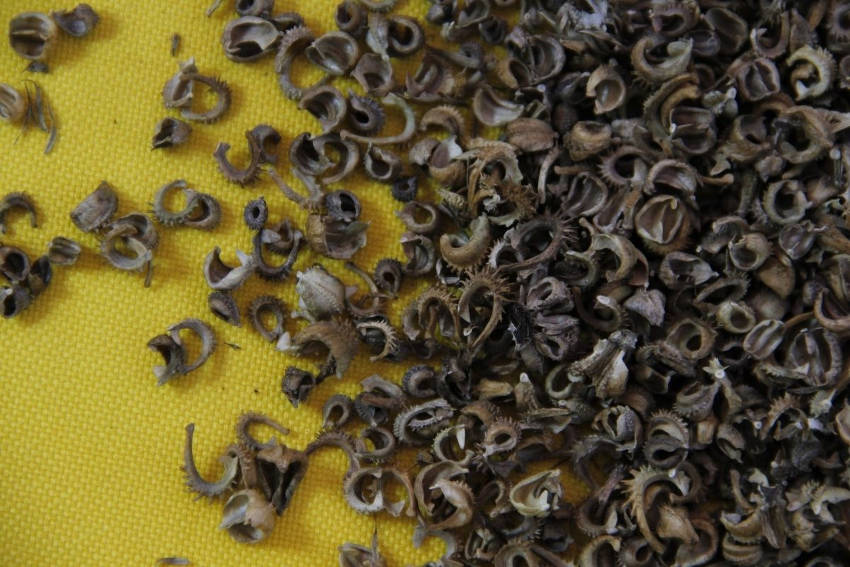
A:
[269, 167, 368, 260]
[8, 6, 99, 72]
[152, 118, 191, 149]
[1, 235, 76, 319]
[148, 319, 216, 385]
[1, 81, 60, 153]
[208, 291, 241, 327]
[70, 183, 160, 286]
[162, 57, 231, 123]
[339, 531, 386, 567]
[221, 16, 280, 62]
[0, 84, 27, 123]
[138, 0, 850, 563]
[182, 415, 307, 544]
[70, 182, 117, 232]
[0, 194, 78, 319]
[151, 180, 221, 231]
[0, 193, 36, 234]
[214, 131, 263, 185]
[9, 12, 56, 69]
[25, 81, 58, 153]
[204, 246, 255, 291]
[51, 4, 99, 38]
[47, 236, 80, 266]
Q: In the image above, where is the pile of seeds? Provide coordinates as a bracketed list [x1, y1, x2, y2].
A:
[10, 0, 850, 565]
[176, 0, 850, 564]
[175, 0, 850, 564]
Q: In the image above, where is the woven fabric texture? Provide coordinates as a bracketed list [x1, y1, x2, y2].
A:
[0, 1, 587, 565]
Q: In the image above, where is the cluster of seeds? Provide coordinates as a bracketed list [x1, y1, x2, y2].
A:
[0, 192, 79, 318]
[173, 0, 850, 564]
[11, 0, 850, 565]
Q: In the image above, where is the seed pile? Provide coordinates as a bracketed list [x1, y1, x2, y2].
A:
[10, 0, 850, 565]
[178, 0, 850, 564]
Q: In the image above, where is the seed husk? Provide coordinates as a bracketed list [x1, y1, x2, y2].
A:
[51, 4, 99, 38]
[70, 181, 118, 233]
[152, 118, 191, 149]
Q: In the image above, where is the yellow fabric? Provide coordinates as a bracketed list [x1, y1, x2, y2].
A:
[0, 1, 587, 565]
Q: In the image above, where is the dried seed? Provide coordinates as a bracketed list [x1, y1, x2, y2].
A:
[152, 118, 191, 149]
[208, 291, 241, 327]
[0, 284, 32, 318]
[100, 224, 153, 283]
[324, 190, 361, 223]
[168, 318, 216, 376]
[0, 84, 26, 123]
[9, 12, 56, 63]
[51, 4, 99, 37]
[46, 236, 81, 266]
[335, 0, 367, 37]
[340, 93, 414, 145]
[275, 26, 325, 101]
[220, 488, 276, 543]
[243, 196, 268, 230]
[183, 193, 222, 231]
[282, 366, 322, 407]
[162, 58, 197, 109]
[322, 393, 354, 429]
[293, 265, 347, 321]
[221, 16, 279, 62]
[373, 258, 403, 296]
[391, 176, 417, 202]
[472, 85, 523, 127]
[305, 31, 359, 75]
[0, 192, 36, 234]
[248, 295, 287, 342]
[70, 181, 118, 233]
[236, 0, 274, 17]
[249, 124, 282, 164]
[386, 15, 423, 57]
[152, 180, 200, 226]
[298, 85, 348, 133]
[277, 317, 359, 378]
[347, 92, 385, 136]
[163, 58, 231, 122]
[363, 145, 403, 183]
[182, 423, 238, 498]
[214, 134, 262, 185]
[203, 247, 255, 291]
[253, 226, 303, 281]
[350, 53, 395, 97]
[0, 246, 31, 284]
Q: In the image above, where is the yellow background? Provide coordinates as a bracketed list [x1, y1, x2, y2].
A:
[0, 1, 586, 565]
